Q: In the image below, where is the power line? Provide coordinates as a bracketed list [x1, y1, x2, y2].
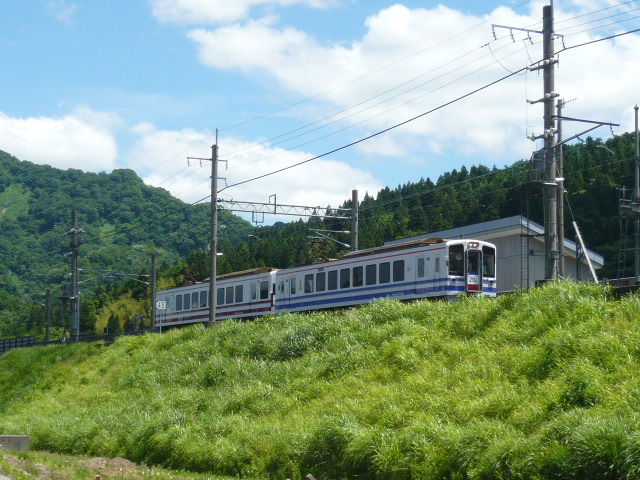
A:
[225, 41, 533, 170]
[218, 67, 528, 194]
[223, 37, 526, 164]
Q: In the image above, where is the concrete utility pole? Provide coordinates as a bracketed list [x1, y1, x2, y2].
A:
[188, 134, 225, 327]
[210, 139, 219, 327]
[635, 105, 640, 280]
[67, 208, 83, 341]
[45, 289, 52, 342]
[556, 99, 565, 278]
[151, 253, 157, 331]
[351, 189, 359, 251]
[542, 4, 558, 280]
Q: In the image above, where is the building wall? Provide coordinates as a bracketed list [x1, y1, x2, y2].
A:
[490, 233, 596, 293]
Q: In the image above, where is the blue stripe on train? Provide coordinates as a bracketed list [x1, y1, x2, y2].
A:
[275, 277, 496, 307]
[277, 284, 496, 311]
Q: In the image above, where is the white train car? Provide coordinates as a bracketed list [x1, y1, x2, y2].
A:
[273, 238, 496, 314]
[155, 238, 496, 327]
[155, 267, 277, 328]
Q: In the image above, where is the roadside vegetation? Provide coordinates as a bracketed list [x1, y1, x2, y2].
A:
[0, 449, 238, 480]
[2, 282, 640, 479]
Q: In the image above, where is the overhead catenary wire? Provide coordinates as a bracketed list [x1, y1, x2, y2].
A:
[224, 40, 536, 170]
[223, 34, 533, 165]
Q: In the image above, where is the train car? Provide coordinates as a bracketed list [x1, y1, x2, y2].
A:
[155, 238, 496, 327]
[273, 238, 496, 314]
[155, 267, 277, 328]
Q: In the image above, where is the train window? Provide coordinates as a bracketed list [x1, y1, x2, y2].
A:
[365, 264, 376, 285]
[192, 292, 199, 308]
[278, 281, 284, 294]
[217, 288, 224, 306]
[417, 258, 425, 278]
[482, 246, 496, 277]
[226, 286, 234, 304]
[304, 274, 314, 293]
[290, 277, 297, 295]
[184, 293, 191, 309]
[379, 262, 390, 283]
[353, 266, 363, 287]
[260, 281, 269, 299]
[328, 271, 338, 290]
[435, 257, 440, 273]
[200, 291, 207, 307]
[235, 285, 243, 303]
[316, 272, 326, 292]
[176, 294, 183, 311]
[340, 268, 350, 289]
[449, 245, 464, 276]
[250, 283, 257, 300]
[393, 260, 405, 282]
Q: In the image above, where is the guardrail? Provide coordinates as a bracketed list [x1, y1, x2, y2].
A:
[0, 336, 36, 355]
[0, 330, 147, 355]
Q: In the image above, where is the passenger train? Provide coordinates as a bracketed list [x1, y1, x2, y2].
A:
[155, 238, 497, 327]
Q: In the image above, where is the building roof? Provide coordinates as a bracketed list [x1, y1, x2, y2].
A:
[385, 215, 604, 267]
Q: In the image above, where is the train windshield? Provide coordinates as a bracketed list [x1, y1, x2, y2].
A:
[482, 246, 496, 277]
[448, 244, 464, 276]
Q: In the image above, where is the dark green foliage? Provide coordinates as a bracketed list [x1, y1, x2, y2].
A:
[0, 150, 253, 337]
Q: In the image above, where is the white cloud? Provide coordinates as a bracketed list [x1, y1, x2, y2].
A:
[124, 124, 382, 214]
[47, 0, 79, 25]
[186, 1, 640, 163]
[150, 0, 338, 25]
[0, 108, 119, 171]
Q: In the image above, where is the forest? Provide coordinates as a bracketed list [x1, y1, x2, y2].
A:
[0, 130, 637, 338]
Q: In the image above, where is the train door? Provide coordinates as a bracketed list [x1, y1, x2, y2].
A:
[426, 254, 441, 294]
[466, 249, 483, 292]
[277, 276, 288, 311]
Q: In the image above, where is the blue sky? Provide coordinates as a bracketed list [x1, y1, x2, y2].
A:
[1, 0, 639, 215]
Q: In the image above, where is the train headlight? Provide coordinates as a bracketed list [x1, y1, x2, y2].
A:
[469, 242, 479, 248]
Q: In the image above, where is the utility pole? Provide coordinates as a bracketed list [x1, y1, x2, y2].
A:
[66, 208, 83, 342]
[542, 3, 558, 280]
[151, 253, 157, 331]
[635, 105, 640, 280]
[209, 138, 219, 327]
[556, 99, 565, 278]
[45, 289, 52, 342]
[494, 4, 559, 280]
[351, 189, 359, 251]
[188, 132, 223, 327]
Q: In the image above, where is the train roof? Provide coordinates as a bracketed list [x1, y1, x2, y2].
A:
[341, 238, 447, 260]
[203, 266, 278, 282]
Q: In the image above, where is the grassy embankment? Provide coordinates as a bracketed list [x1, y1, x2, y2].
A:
[0, 448, 237, 480]
[2, 282, 640, 479]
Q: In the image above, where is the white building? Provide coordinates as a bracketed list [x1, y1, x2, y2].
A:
[385, 215, 604, 293]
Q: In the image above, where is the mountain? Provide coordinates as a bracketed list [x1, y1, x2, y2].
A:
[0, 150, 253, 336]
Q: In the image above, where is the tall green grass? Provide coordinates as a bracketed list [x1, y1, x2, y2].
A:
[2, 282, 640, 478]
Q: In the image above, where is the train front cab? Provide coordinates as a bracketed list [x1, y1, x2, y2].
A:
[446, 240, 497, 297]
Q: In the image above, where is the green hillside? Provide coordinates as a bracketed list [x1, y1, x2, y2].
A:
[0, 150, 253, 337]
[2, 282, 640, 479]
